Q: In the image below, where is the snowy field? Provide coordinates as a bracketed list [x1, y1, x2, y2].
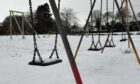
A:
[0, 34, 140, 84]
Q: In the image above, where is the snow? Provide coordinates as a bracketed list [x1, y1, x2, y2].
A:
[0, 34, 140, 84]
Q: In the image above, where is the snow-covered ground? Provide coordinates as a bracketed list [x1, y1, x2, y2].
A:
[0, 34, 140, 84]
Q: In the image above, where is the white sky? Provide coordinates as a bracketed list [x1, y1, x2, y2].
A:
[0, 0, 140, 25]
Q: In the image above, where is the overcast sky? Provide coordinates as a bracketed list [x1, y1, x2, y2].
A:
[0, 0, 140, 25]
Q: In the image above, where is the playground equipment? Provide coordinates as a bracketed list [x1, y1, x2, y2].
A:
[28, 0, 62, 66]
[74, 0, 140, 65]
[27, 0, 140, 83]
[104, 0, 116, 47]
[9, 10, 39, 39]
[120, 28, 127, 42]
[49, 0, 83, 83]
[120, 0, 140, 43]
[120, 0, 127, 42]
[74, 0, 97, 58]
[88, 0, 103, 51]
[9, 10, 25, 39]
[110, 0, 140, 64]
[102, 0, 133, 52]
[128, 0, 140, 35]
[28, 0, 83, 83]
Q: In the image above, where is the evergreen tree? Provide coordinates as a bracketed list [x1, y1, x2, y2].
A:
[35, 3, 57, 34]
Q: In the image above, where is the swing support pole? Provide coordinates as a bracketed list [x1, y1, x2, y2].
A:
[125, 0, 130, 48]
[74, 0, 97, 59]
[49, 0, 83, 84]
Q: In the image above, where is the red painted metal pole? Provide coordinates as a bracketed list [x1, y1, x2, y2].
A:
[49, 0, 83, 83]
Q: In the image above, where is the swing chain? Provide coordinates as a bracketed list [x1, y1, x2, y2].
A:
[29, 0, 43, 63]
[33, 33, 43, 63]
[49, 0, 60, 59]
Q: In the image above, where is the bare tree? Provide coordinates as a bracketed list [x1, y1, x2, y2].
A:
[116, 7, 132, 21]
[92, 10, 101, 22]
[60, 8, 78, 29]
[103, 11, 113, 23]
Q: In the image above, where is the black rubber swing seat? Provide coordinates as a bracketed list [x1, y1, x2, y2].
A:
[120, 39, 127, 42]
[29, 58, 62, 66]
[88, 47, 103, 51]
[105, 44, 116, 47]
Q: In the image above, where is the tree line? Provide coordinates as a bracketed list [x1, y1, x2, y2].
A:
[87, 7, 140, 33]
[0, 3, 140, 35]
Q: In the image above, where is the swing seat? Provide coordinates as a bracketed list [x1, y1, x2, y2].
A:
[120, 39, 127, 42]
[29, 58, 62, 66]
[105, 44, 116, 47]
[88, 47, 103, 51]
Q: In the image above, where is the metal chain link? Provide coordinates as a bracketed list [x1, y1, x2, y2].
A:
[33, 33, 43, 63]
[49, 31, 59, 58]
[49, 0, 60, 59]
[29, 0, 43, 63]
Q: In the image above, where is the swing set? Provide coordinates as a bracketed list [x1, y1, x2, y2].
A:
[74, 0, 140, 67]
[25, 0, 140, 84]
[88, 0, 103, 51]
[104, 0, 116, 47]
[28, 0, 83, 84]
[120, 0, 127, 42]
[88, 0, 116, 50]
